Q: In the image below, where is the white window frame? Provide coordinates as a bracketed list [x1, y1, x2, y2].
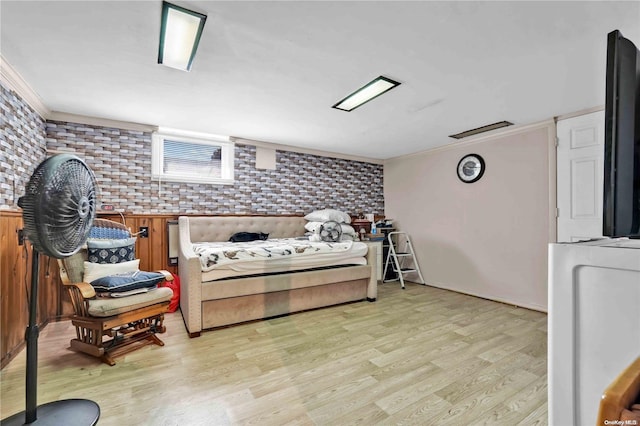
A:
[151, 128, 235, 185]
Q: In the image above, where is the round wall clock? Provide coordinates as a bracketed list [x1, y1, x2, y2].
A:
[457, 154, 485, 183]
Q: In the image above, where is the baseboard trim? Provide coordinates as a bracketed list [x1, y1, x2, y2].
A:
[424, 280, 548, 313]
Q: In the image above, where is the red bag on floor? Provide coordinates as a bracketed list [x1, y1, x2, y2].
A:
[161, 273, 180, 313]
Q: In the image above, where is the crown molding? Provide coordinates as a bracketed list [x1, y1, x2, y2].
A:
[555, 105, 603, 122]
[231, 137, 384, 165]
[0, 54, 50, 118]
[48, 111, 157, 133]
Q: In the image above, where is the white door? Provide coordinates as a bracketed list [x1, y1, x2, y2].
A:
[556, 111, 605, 242]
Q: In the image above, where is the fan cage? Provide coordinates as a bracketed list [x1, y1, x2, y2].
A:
[19, 154, 97, 259]
[319, 220, 342, 242]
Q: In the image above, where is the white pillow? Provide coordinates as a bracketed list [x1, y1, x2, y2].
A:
[304, 221, 323, 233]
[83, 259, 140, 284]
[304, 209, 351, 224]
[305, 222, 357, 236]
[340, 224, 357, 236]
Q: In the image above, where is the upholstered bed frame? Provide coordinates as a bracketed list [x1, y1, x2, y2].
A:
[178, 216, 377, 337]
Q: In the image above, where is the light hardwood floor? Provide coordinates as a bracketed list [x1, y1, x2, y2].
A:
[1, 282, 547, 425]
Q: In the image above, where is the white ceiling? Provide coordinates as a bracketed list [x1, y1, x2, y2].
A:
[1, 1, 639, 160]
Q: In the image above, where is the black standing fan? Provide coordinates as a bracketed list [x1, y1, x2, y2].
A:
[3, 154, 100, 425]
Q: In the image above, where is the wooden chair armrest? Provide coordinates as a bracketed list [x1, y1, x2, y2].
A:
[598, 357, 640, 425]
[154, 270, 174, 281]
[62, 281, 96, 299]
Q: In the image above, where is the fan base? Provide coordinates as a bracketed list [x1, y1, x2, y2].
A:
[2, 399, 99, 426]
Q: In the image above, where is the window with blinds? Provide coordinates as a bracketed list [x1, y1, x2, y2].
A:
[151, 130, 234, 184]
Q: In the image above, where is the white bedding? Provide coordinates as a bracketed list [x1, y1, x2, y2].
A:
[192, 238, 368, 282]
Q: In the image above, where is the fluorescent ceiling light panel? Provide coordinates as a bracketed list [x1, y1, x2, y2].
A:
[448, 121, 514, 139]
[158, 1, 207, 71]
[333, 76, 401, 111]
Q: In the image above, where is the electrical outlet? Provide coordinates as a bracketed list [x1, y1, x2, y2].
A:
[139, 227, 149, 238]
[17, 229, 25, 245]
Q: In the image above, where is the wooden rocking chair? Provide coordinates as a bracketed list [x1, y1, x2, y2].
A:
[58, 219, 174, 366]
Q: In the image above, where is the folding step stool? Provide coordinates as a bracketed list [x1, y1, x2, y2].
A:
[383, 231, 425, 289]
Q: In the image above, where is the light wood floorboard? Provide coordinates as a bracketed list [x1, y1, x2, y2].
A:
[1, 282, 547, 425]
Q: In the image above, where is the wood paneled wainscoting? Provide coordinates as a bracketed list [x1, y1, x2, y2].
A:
[0, 211, 65, 368]
[0, 212, 179, 369]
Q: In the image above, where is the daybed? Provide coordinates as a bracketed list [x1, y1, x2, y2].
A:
[178, 216, 377, 337]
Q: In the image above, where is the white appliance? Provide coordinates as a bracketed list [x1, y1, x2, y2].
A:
[548, 238, 640, 425]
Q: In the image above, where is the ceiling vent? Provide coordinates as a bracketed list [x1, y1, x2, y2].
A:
[449, 121, 514, 139]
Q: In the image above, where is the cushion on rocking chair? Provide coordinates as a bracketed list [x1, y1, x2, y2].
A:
[87, 287, 173, 317]
[90, 271, 166, 293]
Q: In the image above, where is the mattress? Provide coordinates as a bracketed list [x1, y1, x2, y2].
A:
[193, 238, 368, 282]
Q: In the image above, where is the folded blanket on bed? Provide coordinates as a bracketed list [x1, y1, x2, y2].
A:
[192, 238, 355, 272]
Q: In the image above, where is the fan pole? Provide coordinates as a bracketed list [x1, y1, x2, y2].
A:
[3, 153, 101, 426]
[3, 247, 100, 426]
[25, 248, 40, 423]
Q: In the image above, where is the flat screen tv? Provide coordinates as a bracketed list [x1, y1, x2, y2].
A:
[603, 29, 640, 238]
